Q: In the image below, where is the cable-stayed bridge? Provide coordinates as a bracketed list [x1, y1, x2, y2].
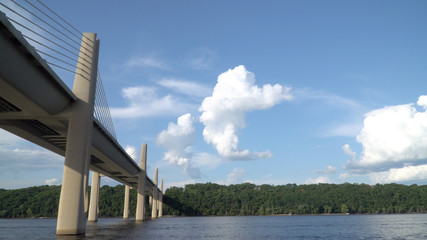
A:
[0, 0, 163, 235]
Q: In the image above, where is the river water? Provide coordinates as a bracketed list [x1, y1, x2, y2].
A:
[1, 214, 427, 239]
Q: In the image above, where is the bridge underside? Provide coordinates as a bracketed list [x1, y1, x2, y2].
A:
[0, 12, 155, 194]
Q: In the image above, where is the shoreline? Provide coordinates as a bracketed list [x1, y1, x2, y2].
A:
[5, 212, 426, 220]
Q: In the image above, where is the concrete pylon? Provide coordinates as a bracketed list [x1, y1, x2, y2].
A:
[136, 143, 147, 221]
[151, 168, 158, 219]
[56, 33, 99, 235]
[88, 172, 100, 222]
[159, 179, 163, 217]
[123, 185, 130, 219]
[83, 127, 94, 216]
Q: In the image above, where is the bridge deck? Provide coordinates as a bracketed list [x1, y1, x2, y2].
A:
[0, 12, 155, 194]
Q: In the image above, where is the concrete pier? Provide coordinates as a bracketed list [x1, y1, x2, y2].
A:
[136, 143, 147, 221]
[56, 33, 99, 235]
[151, 168, 158, 219]
[123, 185, 130, 219]
[88, 172, 100, 222]
[159, 179, 163, 217]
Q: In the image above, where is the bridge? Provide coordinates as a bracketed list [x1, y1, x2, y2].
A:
[0, 1, 163, 235]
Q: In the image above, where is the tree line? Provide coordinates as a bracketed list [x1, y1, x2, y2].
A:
[1, 183, 427, 218]
[162, 182, 427, 216]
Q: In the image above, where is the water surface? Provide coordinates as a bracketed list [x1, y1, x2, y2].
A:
[1, 214, 427, 239]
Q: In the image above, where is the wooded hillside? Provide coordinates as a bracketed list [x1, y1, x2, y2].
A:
[163, 182, 427, 215]
[2, 183, 427, 218]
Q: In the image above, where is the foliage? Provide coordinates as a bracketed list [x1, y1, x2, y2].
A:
[2, 183, 427, 218]
[0, 185, 61, 218]
[162, 182, 427, 216]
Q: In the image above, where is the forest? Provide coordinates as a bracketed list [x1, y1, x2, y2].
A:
[1, 183, 427, 218]
[163, 182, 427, 215]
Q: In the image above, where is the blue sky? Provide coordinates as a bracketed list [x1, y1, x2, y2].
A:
[1, 0, 427, 189]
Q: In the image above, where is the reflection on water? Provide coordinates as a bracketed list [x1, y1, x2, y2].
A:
[1, 214, 427, 239]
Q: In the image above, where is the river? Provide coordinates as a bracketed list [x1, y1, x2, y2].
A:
[1, 214, 427, 239]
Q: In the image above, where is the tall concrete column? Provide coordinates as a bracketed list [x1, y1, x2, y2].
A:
[83, 129, 94, 216]
[123, 185, 130, 219]
[149, 196, 152, 205]
[159, 179, 163, 217]
[88, 172, 100, 222]
[151, 168, 158, 219]
[136, 143, 147, 221]
[56, 33, 99, 235]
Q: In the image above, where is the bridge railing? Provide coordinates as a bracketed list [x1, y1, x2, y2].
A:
[0, 0, 117, 140]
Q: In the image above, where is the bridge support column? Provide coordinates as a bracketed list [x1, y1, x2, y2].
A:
[159, 179, 163, 217]
[56, 33, 99, 235]
[83, 131, 94, 217]
[136, 143, 147, 221]
[123, 185, 130, 219]
[151, 168, 158, 219]
[88, 172, 100, 222]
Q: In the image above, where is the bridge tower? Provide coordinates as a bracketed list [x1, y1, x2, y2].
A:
[88, 172, 101, 222]
[151, 168, 159, 219]
[56, 33, 99, 235]
[136, 143, 147, 221]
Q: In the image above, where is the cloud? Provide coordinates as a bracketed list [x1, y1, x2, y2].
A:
[125, 145, 138, 161]
[158, 78, 212, 98]
[0, 145, 63, 172]
[369, 164, 427, 183]
[321, 123, 363, 138]
[110, 86, 196, 118]
[156, 113, 201, 178]
[124, 56, 169, 70]
[226, 168, 247, 185]
[199, 65, 293, 160]
[192, 152, 222, 170]
[343, 95, 427, 183]
[45, 178, 60, 185]
[345, 95, 427, 171]
[305, 175, 332, 184]
[315, 165, 337, 175]
[342, 144, 356, 161]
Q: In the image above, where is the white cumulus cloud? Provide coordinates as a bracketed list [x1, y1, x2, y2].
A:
[156, 113, 201, 178]
[199, 65, 293, 160]
[343, 95, 427, 183]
